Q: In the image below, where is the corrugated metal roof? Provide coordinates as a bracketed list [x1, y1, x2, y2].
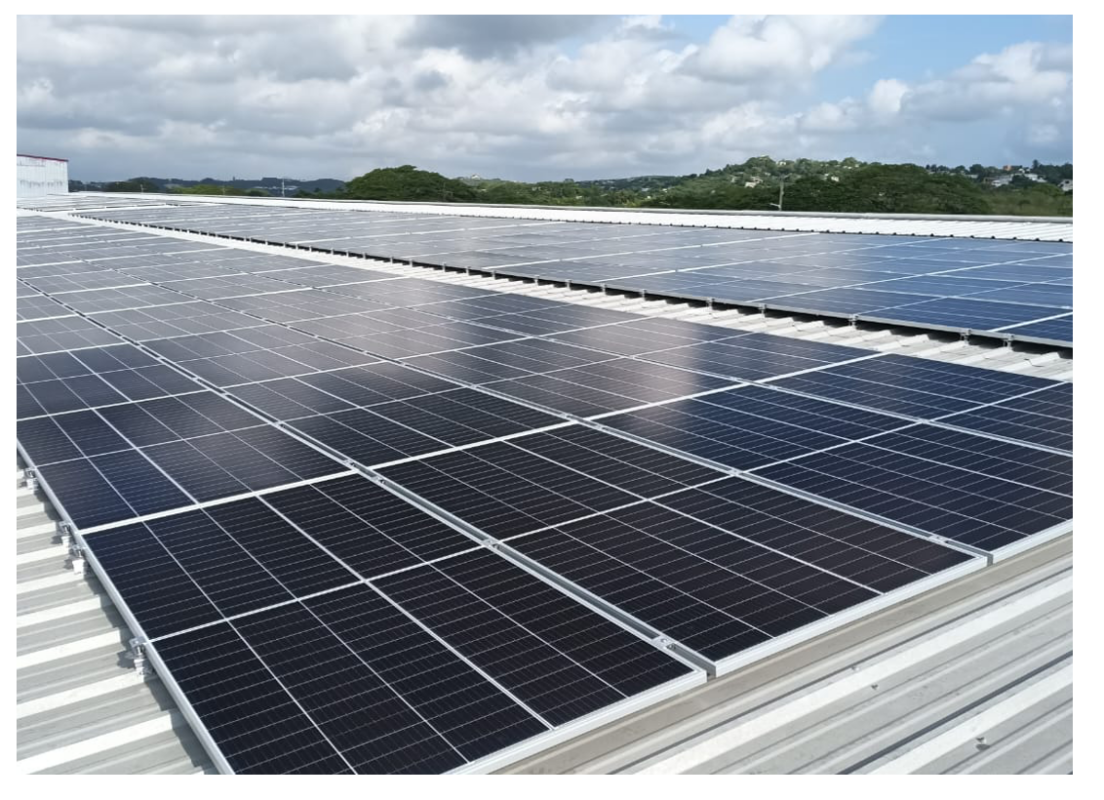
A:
[16, 463, 215, 775]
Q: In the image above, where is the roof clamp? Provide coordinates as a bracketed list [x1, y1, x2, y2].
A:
[127, 638, 156, 680]
[68, 545, 87, 578]
[848, 314, 859, 328]
[58, 521, 74, 549]
[23, 468, 37, 492]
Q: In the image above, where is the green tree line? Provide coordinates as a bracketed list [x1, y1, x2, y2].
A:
[86, 157, 1072, 217]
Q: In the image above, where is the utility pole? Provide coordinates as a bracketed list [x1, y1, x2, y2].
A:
[769, 176, 785, 211]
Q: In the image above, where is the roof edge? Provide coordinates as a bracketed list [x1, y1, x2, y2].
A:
[16, 153, 69, 163]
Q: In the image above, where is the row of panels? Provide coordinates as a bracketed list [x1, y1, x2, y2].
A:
[16, 213, 1070, 775]
[75, 201, 1074, 347]
[17, 216, 1072, 546]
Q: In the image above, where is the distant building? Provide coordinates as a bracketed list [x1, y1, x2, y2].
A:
[744, 177, 762, 188]
[1059, 179, 1073, 193]
[990, 175, 1013, 188]
[17, 153, 69, 197]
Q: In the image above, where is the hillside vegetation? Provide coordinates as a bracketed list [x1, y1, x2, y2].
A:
[333, 158, 1073, 216]
[87, 156, 1072, 216]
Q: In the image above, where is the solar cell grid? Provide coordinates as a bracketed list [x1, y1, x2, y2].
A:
[752, 423, 1072, 553]
[507, 480, 974, 666]
[374, 549, 693, 725]
[261, 474, 479, 574]
[865, 297, 1063, 331]
[16, 294, 71, 321]
[37, 450, 192, 529]
[639, 332, 871, 382]
[22, 271, 143, 293]
[163, 274, 302, 299]
[91, 303, 268, 340]
[254, 264, 397, 286]
[378, 425, 724, 538]
[59, 284, 194, 314]
[935, 384, 1071, 452]
[402, 338, 619, 385]
[17, 316, 124, 354]
[486, 358, 736, 417]
[599, 384, 910, 471]
[997, 313, 1073, 344]
[769, 353, 1056, 419]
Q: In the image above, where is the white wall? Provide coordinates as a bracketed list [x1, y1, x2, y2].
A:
[17, 155, 69, 197]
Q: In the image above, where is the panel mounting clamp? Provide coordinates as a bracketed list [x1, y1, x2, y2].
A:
[128, 637, 156, 679]
[68, 544, 87, 577]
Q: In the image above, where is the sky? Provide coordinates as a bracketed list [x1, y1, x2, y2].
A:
[16, 14, 1074, 182]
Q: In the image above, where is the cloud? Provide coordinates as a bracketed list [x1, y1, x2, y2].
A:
[796, 41, 1071, 166]
[403, 15, 604, 58]
[867, 78, 908, 120]
[683, 15, 882, 85]
[903, 41, 1071, 122]
[17, 16, 1072, 182]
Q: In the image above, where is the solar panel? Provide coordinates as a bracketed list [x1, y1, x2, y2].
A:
[637, 333, 871, 382]
[486, 358, 736, 417]
[508, 484, 976, 671]
[18, 208, 1069, 774]
[77, 473, 702, 774]
[998, 313, 1073, 346]
[768, 353, 1058, 420]
[78, 203, 1071, 345]
[19, 391, 350, 529]
[17, 316, 125, 354]
[936, 384, 1072, 452]
[599, 384, 910, 470]
[752, 424, 1072, 556]
[377, 426, 730, 538]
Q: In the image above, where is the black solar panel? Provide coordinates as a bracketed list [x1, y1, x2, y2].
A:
[378, 426, 725, 538]
[752, 424, 1072, 553]
[600, 384, 909, 470]
[508, 478, 974, 665]
[769, 353, 1058, 420]
[937, 384, 1072, 452]
[19, 208, 1069, 774]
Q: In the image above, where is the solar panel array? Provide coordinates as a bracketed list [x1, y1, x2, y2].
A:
[16, 209, 1073, 774]
[79, 202, 1073, 348]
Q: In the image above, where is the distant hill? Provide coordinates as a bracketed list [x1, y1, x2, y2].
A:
[76, 156, 1072, 216]
[70, 176, 345, 194]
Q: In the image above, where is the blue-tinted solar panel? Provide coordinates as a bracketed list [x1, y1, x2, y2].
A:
[1000, 314, 1073, 345]
[769, 354, 1057, 421]
[752, 424, 1072, 553]
[600, 384, 909, 470]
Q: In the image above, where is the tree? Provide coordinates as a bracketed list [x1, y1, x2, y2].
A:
[343, 165, 477, 202]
